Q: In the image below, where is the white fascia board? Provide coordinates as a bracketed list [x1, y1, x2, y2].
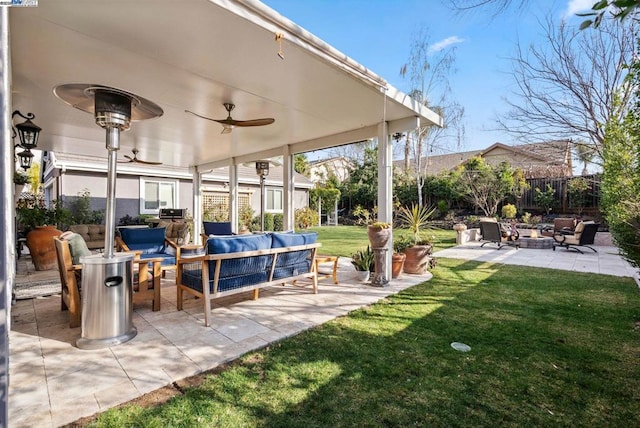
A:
[386, 85, 443, 128]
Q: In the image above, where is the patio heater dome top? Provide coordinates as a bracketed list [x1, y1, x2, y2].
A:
[53, 83, 164, 129]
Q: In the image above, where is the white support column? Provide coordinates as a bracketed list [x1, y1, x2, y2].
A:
[0, 7, 12, 422]
[191, 167, 202, 244]
[229, 160, 238, 234]
[377, 121, 392, 279]
[282, 146, 294, 231]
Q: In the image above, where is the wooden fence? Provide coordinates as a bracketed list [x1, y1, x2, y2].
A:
[519, 174, 601, 216]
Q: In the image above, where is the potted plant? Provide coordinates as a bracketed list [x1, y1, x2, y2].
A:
[367, 221, 392, 248]
[397, 204, 436, 274]
[351, 245, 374, 282]
[392, 235, 412, 278]
[13, 171, 29, 203]
[17, 195, 72, 270]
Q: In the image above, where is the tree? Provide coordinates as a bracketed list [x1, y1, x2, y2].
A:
[340, 146, 379, 212]
[399, 27, 464, 208]
[448, 0, 639, 27]
[294, 153, 310, 177]
[567, 177, 590, 215]
[497, 16, 635, 160]
[534, 184, 556, 216]
[455, 156, 528, 216]
[601, 42, 640, 268]
[577, 1, 640, 28]
[574, 140, 597, 175]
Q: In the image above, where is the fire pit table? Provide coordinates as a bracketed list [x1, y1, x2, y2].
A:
[518, 236, 554, 249]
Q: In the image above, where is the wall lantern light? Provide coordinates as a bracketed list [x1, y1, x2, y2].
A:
[16, 148, 34, 170]
[12, 110, 41, 150]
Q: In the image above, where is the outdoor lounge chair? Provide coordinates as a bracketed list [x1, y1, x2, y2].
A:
[541, 217, 576, 237]
[201, 221, 234, 242]
[116, 227, 179, 275]
[552, 221, 599, 254]
[479, 220, 520, 250]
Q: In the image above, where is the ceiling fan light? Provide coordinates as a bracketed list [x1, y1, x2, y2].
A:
[221, 124, 234, 134]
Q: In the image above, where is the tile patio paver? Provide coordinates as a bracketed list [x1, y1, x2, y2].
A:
[8, 259, 432, 428]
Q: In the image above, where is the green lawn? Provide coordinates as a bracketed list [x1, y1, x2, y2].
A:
[90, 257, 640, 427]
[307, 225, 457, 257]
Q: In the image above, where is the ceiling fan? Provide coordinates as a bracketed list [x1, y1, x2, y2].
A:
[118, 148, 162, 165]
[185, 103, 275, 134]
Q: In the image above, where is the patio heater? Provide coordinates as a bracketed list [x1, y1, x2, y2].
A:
[255, 161, 270, 232]
[54, 83, 163, 349]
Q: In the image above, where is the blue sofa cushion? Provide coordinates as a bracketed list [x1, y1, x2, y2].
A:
[139, 252, 175, 267]
[270, 232, 317, 269]
[206, 234, 273, 278]
[203, 221, 233, 236]
[120, 227, 166, 254]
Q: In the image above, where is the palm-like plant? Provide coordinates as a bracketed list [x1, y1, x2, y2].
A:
[397, 204, 436, 245]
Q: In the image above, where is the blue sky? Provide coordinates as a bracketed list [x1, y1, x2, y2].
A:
[262, 0, 595, 153]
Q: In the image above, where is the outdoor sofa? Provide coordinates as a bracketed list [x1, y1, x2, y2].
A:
[177, 232, 320, 326]
[68, 224, 106, 250]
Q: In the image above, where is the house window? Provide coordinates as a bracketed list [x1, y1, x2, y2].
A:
[140, 178, 177, 214]
[266, 188, 283, 212]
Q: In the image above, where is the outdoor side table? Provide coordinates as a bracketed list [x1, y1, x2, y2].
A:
[314, 255, 339, 284]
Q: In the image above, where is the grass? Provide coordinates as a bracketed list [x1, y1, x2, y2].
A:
[308, 225, 457, 257]
[90, 257, 640, 427]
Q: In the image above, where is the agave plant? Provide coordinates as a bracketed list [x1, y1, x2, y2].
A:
[351, 245, 375, 272]
[396, 204, 436, 245]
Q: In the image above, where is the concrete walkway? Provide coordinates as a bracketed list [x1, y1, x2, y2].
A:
[8, 259, 432, 428]
[433, 242, 637, 278]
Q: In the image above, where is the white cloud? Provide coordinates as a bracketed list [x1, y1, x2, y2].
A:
[564, 0, 595, 18]
[428, 36, 464, 54]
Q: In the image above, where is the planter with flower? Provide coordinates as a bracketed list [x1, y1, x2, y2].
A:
[351, 246, 374, 282]
[366, 221, 392, 248]
[13, 171, 29, 203]
[397, 204, 436, 274]
[17, 195, 72, 270]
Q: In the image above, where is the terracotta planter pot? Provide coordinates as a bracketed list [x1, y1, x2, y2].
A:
[26, 226, 62, 271]
[367, 226, 391, 248]
[403, 244, 432, 274]
[391, 252, 406, 279]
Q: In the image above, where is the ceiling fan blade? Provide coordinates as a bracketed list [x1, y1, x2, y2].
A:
[135, 159, 163, 165]
[186, 106, 274, 130]
[234, 118, 275, 127]
[124, 154, 134, 161]
[185, 109, 217, 123]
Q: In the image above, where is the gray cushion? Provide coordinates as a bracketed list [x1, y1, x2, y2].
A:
[62, 232, 92, 265]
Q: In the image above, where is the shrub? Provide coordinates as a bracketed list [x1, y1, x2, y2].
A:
[521, 212, 532, 224]
[501, 203, 517, 219]
[239, 205, 254, 230]
[273, 213, 284, 231]
[437, 200, 448, 217]
[295, 207, 319, 229]
[264, 212, 274, 231]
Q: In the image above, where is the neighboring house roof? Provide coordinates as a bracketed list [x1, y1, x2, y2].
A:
[308, 156, 354, 183]
[46, 152, 314, 189]
[394, 140, 573, 179]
